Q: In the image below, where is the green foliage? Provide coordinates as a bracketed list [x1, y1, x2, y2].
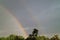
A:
[0, 37, 6, 40]
[50, 35, 60, 40]
[26, 28, 60, 40]
[0, 28, 60, 40]
[0, 34, 25, 40]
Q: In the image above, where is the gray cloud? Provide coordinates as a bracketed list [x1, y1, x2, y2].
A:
[0, 0, 60, 37]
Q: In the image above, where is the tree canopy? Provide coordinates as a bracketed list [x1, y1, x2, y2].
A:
[0, 28, 60, 40]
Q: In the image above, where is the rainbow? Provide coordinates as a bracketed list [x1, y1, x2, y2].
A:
[0, 5, 28, 38]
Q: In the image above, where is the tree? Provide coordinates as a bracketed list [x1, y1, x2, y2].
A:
[26, 28, 38, 40]
[15, 36, 24, 40]
[6, 34, 25, 40]
[50, 35, 60, 40]
[0, 37, 6, 40]
[32, 28, 38, 36]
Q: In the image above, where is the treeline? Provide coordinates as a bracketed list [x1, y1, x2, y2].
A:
[0, 28, 60, 40]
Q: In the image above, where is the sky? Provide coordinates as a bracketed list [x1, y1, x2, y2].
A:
[0, 0, 60, 37]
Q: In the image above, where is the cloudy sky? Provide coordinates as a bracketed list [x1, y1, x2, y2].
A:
[0, 0, 60, 37]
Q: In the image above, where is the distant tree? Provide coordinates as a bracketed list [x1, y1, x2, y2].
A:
[50, 35, 60, 40]
[32, 28, 38, 36]
[6, 34, 25, 40]
[35, 36, 41, 40]
[15, 36, 24, 40]
[29, 34, 32, 37]
[1, 28, 60, 40]
[6, 34, 16, 40]
[25, 34, 32, 40]
[26, 28, 38, 40]
[15, 36, 20, 40]
[0, 37, 6, 40]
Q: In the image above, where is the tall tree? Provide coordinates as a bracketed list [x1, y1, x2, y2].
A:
[32, 28, 38, 36]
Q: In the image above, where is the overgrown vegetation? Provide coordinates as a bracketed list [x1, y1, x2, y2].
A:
[0, 28, 60, 40]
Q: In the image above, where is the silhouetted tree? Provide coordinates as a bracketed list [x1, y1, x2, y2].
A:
[32, 28, 38, 36]
[26, 28, 38, 40]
